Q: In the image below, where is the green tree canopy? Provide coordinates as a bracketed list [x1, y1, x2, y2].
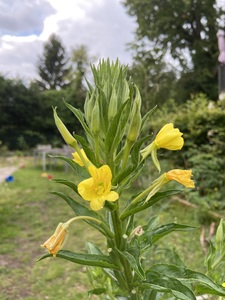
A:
[36, 33, 69, 90]
[124, 0, 225, 100]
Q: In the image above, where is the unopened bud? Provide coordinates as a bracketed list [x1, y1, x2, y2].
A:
[53, 107, 77, 148]
[91, 99, 100, 135]
[108, 86, 117, 120]
[127, 86, 142, 142]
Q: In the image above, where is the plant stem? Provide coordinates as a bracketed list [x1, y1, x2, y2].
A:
[121, 140, 134, 170]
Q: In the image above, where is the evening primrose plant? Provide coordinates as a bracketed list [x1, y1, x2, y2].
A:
[38, 59, 225, 299]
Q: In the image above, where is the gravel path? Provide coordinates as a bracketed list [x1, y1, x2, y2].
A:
[0, 166, 18, 183]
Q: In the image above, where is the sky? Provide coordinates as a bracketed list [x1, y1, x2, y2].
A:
[0, 0, 136, 82]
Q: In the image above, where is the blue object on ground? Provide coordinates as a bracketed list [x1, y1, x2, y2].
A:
[5, 175, 14, 182]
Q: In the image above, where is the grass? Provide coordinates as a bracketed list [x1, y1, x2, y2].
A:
[0, 157, 213, 299]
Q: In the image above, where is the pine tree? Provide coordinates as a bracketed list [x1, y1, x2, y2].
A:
[37, 34, 69, 90]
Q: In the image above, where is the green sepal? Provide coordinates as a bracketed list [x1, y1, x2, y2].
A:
[37, 250, 119, 269]
[120, 190, 179, 220]
[141, 270, 196, 300]
[51, 191, 114, 238]
[151, 264, 225, 297]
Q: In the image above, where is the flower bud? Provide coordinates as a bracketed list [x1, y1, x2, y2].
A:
[84, 92, 95, 124]
[127, 86, 142, 142]
[108, 86, 118, 121]
[53, 107, 77, 148]
[91, 99, 100, 135]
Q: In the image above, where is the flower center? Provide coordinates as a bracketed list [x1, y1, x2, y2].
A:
[95, 182, 105, 195]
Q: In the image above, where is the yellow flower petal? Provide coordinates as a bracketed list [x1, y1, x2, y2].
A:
[72, 149, 90, 167]
[78, 177, 95, 201]
[155, 123, 184, 150]
[106, 191, 119, 202]
[165, 169, 195, 188]
[78, 165, 118, 210]
[90, 199, 105, 211]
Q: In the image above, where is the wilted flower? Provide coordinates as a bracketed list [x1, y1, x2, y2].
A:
[165, 169, 195, 188]
[78, 165, 119, 210]
[41, 216, 102, 256]
[145, 169, 194, 202]
[41, 222, 68, 257]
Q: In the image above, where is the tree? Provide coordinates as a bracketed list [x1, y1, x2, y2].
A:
[123, 0, 225, 100]
[127, 46, 177, 111]
[37, 34, 69, 90]
[0, 75, 44, 150]
[66, 45, 92, 105]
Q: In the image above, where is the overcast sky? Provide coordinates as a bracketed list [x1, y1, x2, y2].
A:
[0, 0, 136, 82]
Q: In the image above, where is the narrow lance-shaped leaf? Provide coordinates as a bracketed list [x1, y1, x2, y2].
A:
[138, 223, 195, 251]
[142, 270, 196, 300]
[120, 190, 180, 220]
[151, 264, 225, 297]
[37, 250, 119, 269]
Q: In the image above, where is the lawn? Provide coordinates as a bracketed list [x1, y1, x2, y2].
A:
[0, 157, 209, 299]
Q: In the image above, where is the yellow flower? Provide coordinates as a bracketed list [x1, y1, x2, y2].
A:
[78, 165, 119, 210]
[41, 222, 68, 257]
[222, 282, 225, 288]
[72, 149, 90, 167]
[165, 169, 195, 188]
[154, 123, 184, 150]
[141, 123, 184, 172]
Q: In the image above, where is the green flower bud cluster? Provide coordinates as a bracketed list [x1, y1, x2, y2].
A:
[82, 59, 147, 182]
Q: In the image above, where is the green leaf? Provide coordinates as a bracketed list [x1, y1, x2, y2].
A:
[86, 241, 104, 255]
[141, 105, 157, 131]
[88, 288, 106, 297]
[51, 191, 114, 238]
[64, 101, 93, 137]
[51, 178, 78, 194]
[151, 264, 225, 297]
[120, 190, 179, 220]
[142, 270, 196, 300]
[105, 99, 130, 155]
[119, 250, 145, 280]
[130, 136, 151, 167]
[139, 223, 195, 251]
[37, 250, 118, 269]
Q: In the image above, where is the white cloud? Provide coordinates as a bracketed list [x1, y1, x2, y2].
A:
[0, 0, 136, 82]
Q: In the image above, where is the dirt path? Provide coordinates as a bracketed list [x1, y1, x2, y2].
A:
[0, 166, 18, 183]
